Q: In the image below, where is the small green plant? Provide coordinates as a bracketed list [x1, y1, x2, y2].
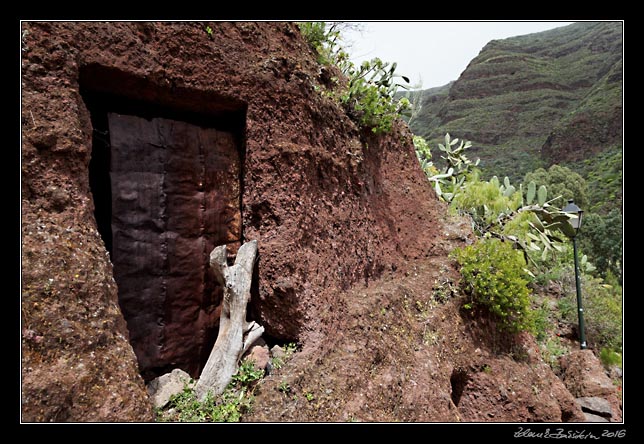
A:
[532, 302, 551, 343]
[541, 336, 568, 371]
[432, 277, 456, 304]
[278, 380, 291, 394]
[271, 356, 284, 370]
[271, 342, 298, 370]
[157, 383, 251, 423]
[231, 359, 264, 387]
[284, 342, 297, 356]
[600, 348, 622, 368]
[452, 236, 534, 333]
[422, 328, 439, 346]
[304, 391, 315, 402]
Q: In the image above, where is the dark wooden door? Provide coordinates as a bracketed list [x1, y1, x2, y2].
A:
[108, 113, 241, 379]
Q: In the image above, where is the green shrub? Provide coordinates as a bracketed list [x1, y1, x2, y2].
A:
[452, 237, 534, 333]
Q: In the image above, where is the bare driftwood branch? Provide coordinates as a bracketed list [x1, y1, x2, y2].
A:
[194, 240, 263, 400]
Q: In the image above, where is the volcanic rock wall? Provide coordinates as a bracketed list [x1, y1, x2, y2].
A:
[21, 22, 443, 421]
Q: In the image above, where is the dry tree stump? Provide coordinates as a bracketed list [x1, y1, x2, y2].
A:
[194, 240, 264, 400]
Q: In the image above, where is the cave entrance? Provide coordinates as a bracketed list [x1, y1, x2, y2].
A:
[84, 88, 245, 382]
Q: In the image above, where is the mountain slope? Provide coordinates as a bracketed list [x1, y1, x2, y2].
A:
[409, 22, 622, 211]
[406, 81, 452, 131]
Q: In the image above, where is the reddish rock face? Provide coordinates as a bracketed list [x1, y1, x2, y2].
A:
[21, 21, 443, 421]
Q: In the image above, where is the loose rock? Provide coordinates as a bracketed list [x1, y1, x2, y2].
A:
[270, 345, 286, 361]
[243, 342, 271, 372]
[583, 413, 610, 422]
[576, 396, 614, 419]
[559, 350, 616, 397]
[146, 369, 193, 409]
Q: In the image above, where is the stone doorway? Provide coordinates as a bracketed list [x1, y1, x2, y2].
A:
[85, 93, 244, 381]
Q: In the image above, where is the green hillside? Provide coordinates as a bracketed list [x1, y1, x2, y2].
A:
[409, 22, 622, 213]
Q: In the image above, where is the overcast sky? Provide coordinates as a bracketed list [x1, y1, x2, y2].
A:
[341, 21, 575, 89]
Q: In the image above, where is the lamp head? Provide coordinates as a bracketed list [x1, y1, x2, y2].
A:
[562, 199, 583, 232]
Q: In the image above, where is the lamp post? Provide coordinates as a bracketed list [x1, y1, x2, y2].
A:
[562, 199, 586, 350]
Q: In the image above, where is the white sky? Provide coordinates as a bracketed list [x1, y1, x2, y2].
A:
[341, 21, 575, 89]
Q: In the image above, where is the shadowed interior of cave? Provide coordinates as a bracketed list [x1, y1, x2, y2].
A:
[83, 85, 246, 381]
[450, 367, 470, 407]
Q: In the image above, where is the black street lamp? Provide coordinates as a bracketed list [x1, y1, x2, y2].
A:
[562, 199, 586, 350]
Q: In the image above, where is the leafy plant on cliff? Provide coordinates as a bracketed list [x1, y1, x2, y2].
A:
[416, 133, 479, 202]
[298, 21, 342, 66]
[298, 22, 411, 134]
[340, 57, 411, 133]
